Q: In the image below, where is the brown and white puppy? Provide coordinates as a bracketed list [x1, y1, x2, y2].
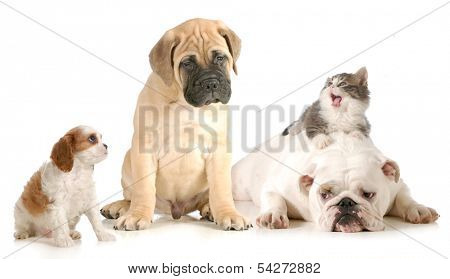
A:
[14, 126, 115, 247]
[100, 19, 250, 230]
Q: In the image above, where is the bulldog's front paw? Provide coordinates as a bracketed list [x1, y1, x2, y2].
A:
[54, 236, 75, 248]
[404, 204, 439, 224]
[312, 134, 333, 149]
[256, 211, 289, 229]
[96, 231, 116, 241]
[215, 211, 250, 231]
[114, 213, 152, 231]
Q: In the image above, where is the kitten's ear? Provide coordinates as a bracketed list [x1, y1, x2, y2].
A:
[355, 67, 368, 86]
[50, 134, 74, 172]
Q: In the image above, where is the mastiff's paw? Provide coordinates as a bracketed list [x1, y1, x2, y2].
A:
[113, 213, 152, 231]
[215, 211, 250, 231]
[404, 204, 439, 224]
[100, 200, 130, 219]
[256, 211, 289, 229]
[200, 203, 214, 222]
[312, 134, 333, 150]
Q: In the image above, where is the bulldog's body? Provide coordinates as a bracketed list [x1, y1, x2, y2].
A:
[101, 19, 249, 231]
[232, 132, 438, 232]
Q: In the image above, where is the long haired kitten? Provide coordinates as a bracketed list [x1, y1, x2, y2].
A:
[282, 67, 370, 149]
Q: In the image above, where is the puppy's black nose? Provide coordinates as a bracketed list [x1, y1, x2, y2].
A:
[103, 144, 108, 149]
[201, 78, 219, 92]
[338, 197, 356, 208]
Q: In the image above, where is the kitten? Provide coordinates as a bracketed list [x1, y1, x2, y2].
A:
[282, 67, 370, 149]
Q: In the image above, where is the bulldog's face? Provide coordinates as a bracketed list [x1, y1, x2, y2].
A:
[149, 18, 241, 107]
[300, 151, 400, 233]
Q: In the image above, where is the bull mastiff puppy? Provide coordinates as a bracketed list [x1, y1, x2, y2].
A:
[101, 19, 250, 231]
[232, 132, 439, 232]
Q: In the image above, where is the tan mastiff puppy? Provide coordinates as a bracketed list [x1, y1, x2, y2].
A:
[101, 19, 250, 231]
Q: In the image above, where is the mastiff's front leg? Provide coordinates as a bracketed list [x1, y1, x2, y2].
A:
[206, 148, 250, 231]
[114, 139, 157, 231]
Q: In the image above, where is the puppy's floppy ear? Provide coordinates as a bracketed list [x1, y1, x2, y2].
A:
[218, 26, 241, 75]
[355, 66, 368, 86]
[381, 159, 400, 183]
[149, 30, 180, 86]
[51, 134, 74, 172]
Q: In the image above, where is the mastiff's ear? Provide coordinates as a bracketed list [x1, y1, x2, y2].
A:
[149, 30, 180, 86]
[218, 26, 241, 75]
[381, 159, 400, 183]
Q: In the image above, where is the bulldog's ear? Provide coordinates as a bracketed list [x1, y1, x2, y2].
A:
[299, 175, 314, 194]
[355, 66, 368, 86]
[51, 134, 74, 172]
[218, 27, 241, 75]
[382, 159, 400, 183]
[149, 30, 180, 86]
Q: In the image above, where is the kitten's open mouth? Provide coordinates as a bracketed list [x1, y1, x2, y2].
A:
[331, 93, 342, 107]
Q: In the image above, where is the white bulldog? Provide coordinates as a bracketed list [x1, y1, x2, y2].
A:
[232, 132, 439, 232]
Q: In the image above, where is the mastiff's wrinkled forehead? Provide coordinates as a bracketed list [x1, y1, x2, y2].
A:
[149, 18, 241, 107]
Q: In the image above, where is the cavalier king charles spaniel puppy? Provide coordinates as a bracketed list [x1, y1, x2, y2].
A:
[14, 126, 115, 247]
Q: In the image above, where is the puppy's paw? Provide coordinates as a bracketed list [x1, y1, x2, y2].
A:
[54, 236, 75, 248]
[256, 211, 289, 229]
[14, 231, 30, 240]
[114, 213, 152, 231]
[200, 203, 214, 222]
[96, 231, 116, 241]
[312, 134, 333, 149]
[69, 230, 82, 240]
[100, 200, 130, 219]
[215, 210, 250, 231]
[349, 130, 365, 140]
[404, 204, 439, 224]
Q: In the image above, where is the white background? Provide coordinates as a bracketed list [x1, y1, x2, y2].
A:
[0, 0, 449, 277]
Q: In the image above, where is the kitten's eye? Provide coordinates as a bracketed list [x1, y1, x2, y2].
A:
[88, 135, 97, 143]
[327, 81, 332, 87]
[338, 82, 347, 87]
[362, 192, 376, 199]
[320, 192, 333, 200]
[181, 60, 194, 71]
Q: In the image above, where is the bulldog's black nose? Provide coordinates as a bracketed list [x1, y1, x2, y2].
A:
[103, 144, 108, 149]
[338, 197, 356, 208]
[201, 78, 219, 92]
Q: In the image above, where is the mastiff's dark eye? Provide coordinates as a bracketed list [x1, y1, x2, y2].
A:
[181, 60, 194, 71]
[214, 55, 226, 65]
[362, 192, 376, 199]
[88, 135, 97, 143]
[337, 81, 347, 87]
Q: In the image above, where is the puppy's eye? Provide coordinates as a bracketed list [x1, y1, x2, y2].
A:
[88, 135, 97, 143]
[337, 81, 347, 87]
[362, 192, 376, 199]
[181, 60, 194, 71]
[320, 192, 332, 200]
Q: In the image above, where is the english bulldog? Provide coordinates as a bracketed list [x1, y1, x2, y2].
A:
[232, 132, 439, 232]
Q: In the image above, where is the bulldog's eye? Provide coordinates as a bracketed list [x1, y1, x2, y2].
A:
[337, 81, 347, 87]
[320, 192, 333, 200]
[181, 60, 194, 71]
[362, 192, 376, 199]
[88, 135, 97, 143]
